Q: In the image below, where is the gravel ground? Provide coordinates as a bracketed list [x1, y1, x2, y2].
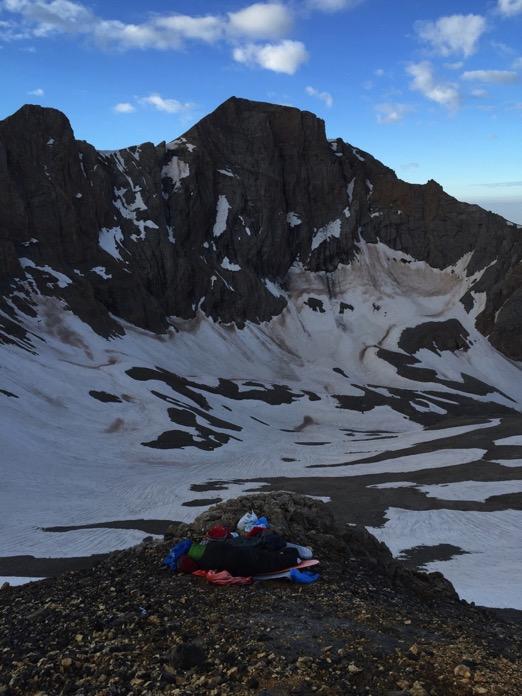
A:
[1, 494, 520, 696]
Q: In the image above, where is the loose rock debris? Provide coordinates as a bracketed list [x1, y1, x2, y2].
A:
[1, 494, 520, 695]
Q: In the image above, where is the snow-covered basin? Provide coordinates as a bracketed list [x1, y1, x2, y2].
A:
[368, 509, 522, 610]
[1, 243, 522, 606]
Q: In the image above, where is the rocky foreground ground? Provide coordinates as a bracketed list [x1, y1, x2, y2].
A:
[1, 493, 521, 695]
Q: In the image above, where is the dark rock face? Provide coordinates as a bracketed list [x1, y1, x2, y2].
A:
[1, 97, 521, 358]
[399, 319, 470, 355]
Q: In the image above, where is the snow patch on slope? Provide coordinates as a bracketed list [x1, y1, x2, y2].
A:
[311, 219, 342, 251]
[213, 195, 231, 238]
[99, 227, 125, 262]
[221, 257, 241, 272]
[162, 156, 190, 193]
[287, 212, 302, 228]
[19, 259, 72, 289]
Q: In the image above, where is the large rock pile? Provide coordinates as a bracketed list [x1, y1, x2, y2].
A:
[167, 492, 457, 602]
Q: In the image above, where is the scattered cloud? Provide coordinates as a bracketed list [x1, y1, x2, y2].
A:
[461, 70, 518, 84]
[233, 40, 308, 75]
[139, 94, 194, 114]
[113, 102, 135, 114]
[305, 85, 333, 107]
[470, 88, 488, 98]
[28, 87, 44, 96]
[228, 3, 292, 40]
[415, 14, 486, 57]
[444, 61, 464, 70]
[374, 68, 385, 77]
[400, 162, 420, 171]
[1, 1, 309, 74]
[490, 40, 515, 56]
[306, 0, 364, 11]
[3, 0, 93, 37]
[2, 0, 225, 49]
[375, 102, 411, 124]
[407, 61, 460, 110]
[93, 15, 224, 50]
[497, 0, 522, 17]
[513, 57, 522, 69]
[0, 16, 32, 41]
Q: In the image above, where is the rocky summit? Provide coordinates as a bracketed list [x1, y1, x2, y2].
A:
[1, 494, 521, 696]
[1, 98, 522, 621]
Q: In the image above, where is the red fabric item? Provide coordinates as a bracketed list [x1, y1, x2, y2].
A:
[178, 556, 200, 574]
[192, 569, 253, 586]
[246, 526, 265, 538]
[207, 525, 231, 540]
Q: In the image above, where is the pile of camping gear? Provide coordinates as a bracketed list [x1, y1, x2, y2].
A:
[163, 510, 320, 585]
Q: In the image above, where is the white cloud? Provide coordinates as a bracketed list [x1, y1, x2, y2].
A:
[233, 40, 309, 74]
[28, 87, 44, 96]
[3, 1, 223, 48]
[375, 102, 411, 124]
[113, 102, 135, 114]
[497, 0, 522, 17]
[415, 14, 486, 57]
[3, 0, 94, 37]
[93, 21, 168, 50]
[462, 70, 518, 84]
[152, 15, 224, 43]
[407, 61, 460, 110]
[2, 1, 312, 75]
[305, 85, 333, 107]
[140, 94, 194, 114]
[3, 1, 293, 47]
[306, 0, 363, 12]
[93, 15, 224, 50]
[228, 3, 292, 40]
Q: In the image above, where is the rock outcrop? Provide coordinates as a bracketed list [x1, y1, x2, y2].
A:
[399, 319, 470, 355]
[167, 492, 458, 603]
[1, 97, 521, 358]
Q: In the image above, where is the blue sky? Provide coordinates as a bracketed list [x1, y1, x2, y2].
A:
[1, 0, 521, 221]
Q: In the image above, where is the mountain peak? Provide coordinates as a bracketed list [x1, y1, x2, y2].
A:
[186, 95, 327, 149]
[1, 103, 73, 136]
[0, 99, 521, 360]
